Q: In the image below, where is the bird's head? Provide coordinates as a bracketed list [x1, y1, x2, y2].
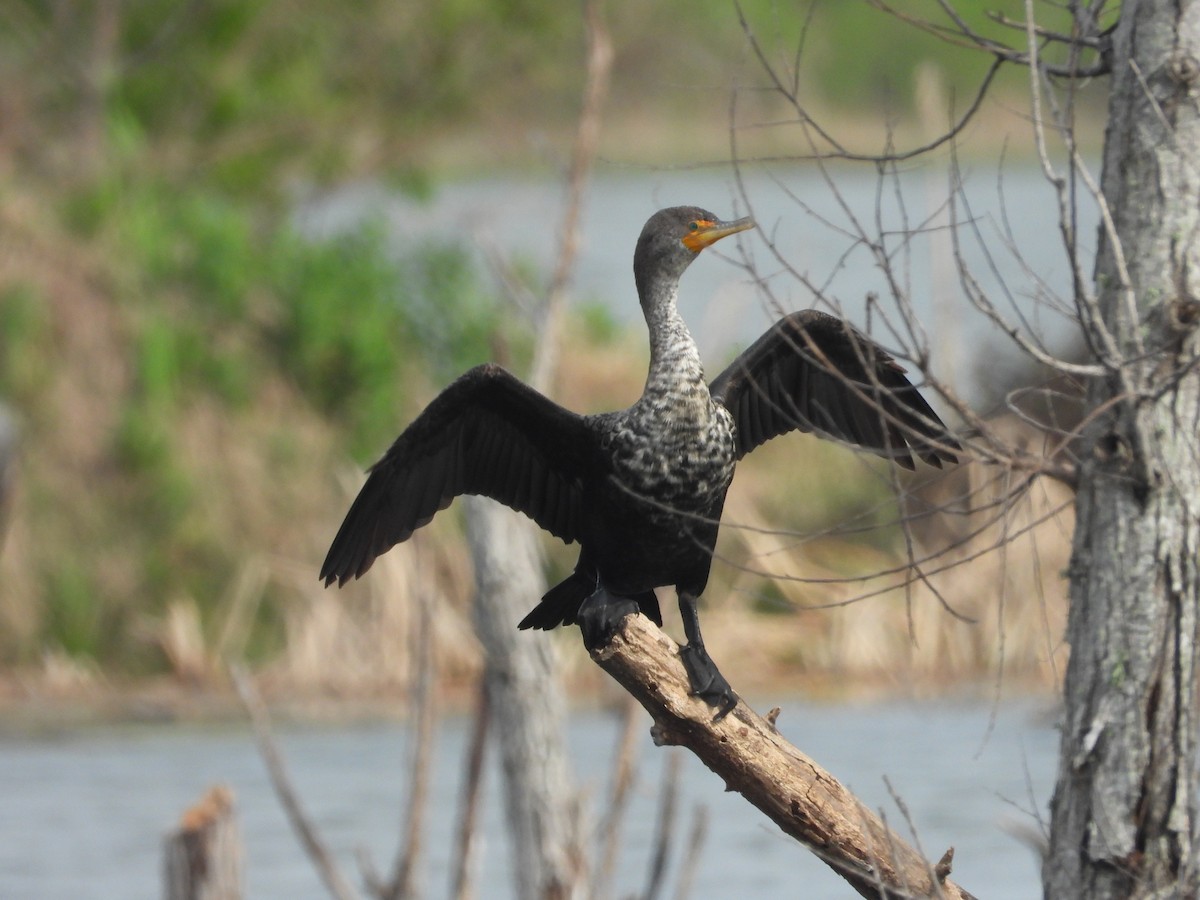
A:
[633, 206, 754, 307]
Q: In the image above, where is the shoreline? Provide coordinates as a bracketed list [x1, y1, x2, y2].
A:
[0, 668, 1060, 734]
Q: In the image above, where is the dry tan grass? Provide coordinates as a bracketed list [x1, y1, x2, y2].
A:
[267, 512, 482, 695]
[704, 427, 1071, 694]
[0, 192, 134, 654]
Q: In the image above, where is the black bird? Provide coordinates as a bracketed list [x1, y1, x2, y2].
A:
[321, 206, 957, 718]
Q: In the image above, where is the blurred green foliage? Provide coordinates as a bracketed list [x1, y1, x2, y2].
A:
[779, 1, 1074, 109]
[0, 284, 51, 408]
[74, 172, 507, 448]
[270, 224, 511, 457]
[5, 163, 509, 667]
[2, 1, 1089, 190]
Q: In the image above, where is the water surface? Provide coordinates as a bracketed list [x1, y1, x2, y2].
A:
[0, 696, 1055, 899]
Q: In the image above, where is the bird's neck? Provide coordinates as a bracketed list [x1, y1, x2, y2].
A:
[641, 281, 707, 402]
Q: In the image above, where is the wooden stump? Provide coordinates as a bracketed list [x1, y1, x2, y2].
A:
[163, 784, 242, 900]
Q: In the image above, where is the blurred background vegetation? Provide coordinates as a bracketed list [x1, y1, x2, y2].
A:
[0, 0, 1085, 689]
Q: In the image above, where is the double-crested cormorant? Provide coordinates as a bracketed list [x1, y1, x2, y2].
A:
[321, 206, 957, 718]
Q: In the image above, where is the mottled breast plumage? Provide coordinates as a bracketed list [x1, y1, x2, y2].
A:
[594, 393, 736, 511]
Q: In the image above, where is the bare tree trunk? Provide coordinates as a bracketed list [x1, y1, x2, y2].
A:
[464, 498, 583, 900]
[1045, 2, 1200, 896]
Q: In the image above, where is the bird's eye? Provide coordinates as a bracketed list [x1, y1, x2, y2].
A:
[689, 222, 699, 231]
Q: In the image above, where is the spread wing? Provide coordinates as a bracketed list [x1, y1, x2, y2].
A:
[321, 363, 593, 586]
[709, 310, 958, 468]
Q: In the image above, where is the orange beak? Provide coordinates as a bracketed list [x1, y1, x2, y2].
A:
[681, 216, 755, 253]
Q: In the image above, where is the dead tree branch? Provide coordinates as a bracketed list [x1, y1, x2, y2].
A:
[230, 664, 360, 900]
[449, 684, 490, 900]
[370, 571, 438, 900]
[866, 0, 1113, 77]
[592, 698, 642, 899]
[734, 1, 1004, 164]
[590, 615, 978, 900]
[528, 0, 612, 391]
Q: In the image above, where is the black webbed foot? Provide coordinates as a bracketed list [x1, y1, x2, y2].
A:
[577, 588, 640, 651]
[679, 644, 738, 721]
[676, 591, 738, 721]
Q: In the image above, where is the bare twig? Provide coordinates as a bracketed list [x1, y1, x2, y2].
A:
[450, 683, 490, 900]
[230, 664, 360, 900]
[374, 572, 439, 900]
[867, 0, 1111, 77]
[884, 775, 944, 896]
[528, 0, 612, 394]
[460, 6, 612, 898]
[670, 805, 710, 900]
[643, 750, 682, 900]
[733, 1, 1005, 165]
[593, 696, 643, 899]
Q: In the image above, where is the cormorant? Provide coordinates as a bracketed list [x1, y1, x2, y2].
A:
[321, 206, 958, 718]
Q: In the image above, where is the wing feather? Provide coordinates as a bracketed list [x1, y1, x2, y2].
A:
[709, 310, 959, 467]
[321, 363, 594, 586]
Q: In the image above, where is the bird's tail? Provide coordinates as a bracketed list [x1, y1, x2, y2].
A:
[518, 571, 594, 630]
[518, 572, 662, 630]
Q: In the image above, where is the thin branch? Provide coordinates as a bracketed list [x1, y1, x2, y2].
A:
[449, 680, 490, 900]
[375, 561, 439, 900]
[670, 805, 710, 900]
[867, 0, 1110, 77]
[643, 750, 682, 900]
[989, 12, 1105, 49]
[593, 696, 643, 899]
[528, 0, 612, 393]
[883, 775, 944, 897]
[734, 0, 1006, 166]
[230, 664, 360, 900]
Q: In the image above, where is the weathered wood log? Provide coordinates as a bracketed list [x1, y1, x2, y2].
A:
[591, 614, 977, 900]
[163, 784, 242, 900]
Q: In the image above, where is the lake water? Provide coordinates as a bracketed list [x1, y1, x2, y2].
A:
[298, 161, 1097, 405]
[0, 695, 1057, 898]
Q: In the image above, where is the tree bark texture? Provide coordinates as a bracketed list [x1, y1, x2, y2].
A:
[593, 614, 977, 900]
[1046, 2, 1200, 896]
[464, 497, 583, 900]
[163, 784, 242, 900]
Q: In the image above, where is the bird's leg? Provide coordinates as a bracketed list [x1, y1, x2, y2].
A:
[677, 592, 737, 721]
[577, 587, 640, 652]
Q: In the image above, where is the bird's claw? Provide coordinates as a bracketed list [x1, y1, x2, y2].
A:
[679, 644, 737, 721]
[577, 589, 640, 651]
